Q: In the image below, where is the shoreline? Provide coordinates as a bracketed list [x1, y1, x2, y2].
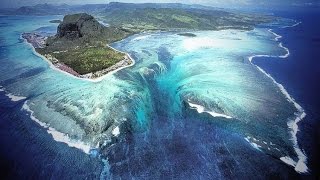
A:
[248, 22, 308, 173]
[21, 33, 136, 83]
[18, 21, 308, 172]
[21, 100, 92, 154]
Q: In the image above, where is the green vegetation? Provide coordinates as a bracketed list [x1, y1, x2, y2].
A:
[46, 13, 133, 48]
[37, 46, 125, 74]
[101, 8, 274, 31]
[32, 6, 275, 76]
[38, 13, 131, 75]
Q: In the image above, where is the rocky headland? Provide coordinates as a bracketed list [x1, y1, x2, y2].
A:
[23, 13, 134, 80]
[21, 8, 274, 80]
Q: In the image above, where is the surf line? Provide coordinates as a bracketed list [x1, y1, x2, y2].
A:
[248, 24, 308, 173]
[21, 34, 136, 83]
[0, 85, 27, 102]
[283, 21, 302, 28]
[21, 100, 92, 154]
[187, 100, 233, 119]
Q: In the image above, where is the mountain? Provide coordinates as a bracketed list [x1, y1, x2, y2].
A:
[15, 3, 71, 15]
[10, 3, 107, 15]
[100, 6, 274, 31]
[35, 13, 132, 75]
[4, 2, 273, 31]
[104, 2, 215, 10]
[46, 13, 131, 49]
[2, 2, 219, 16]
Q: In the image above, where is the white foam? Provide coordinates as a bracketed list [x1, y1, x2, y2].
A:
[283, 21, 302, 28]
[248, 23, 308, 173]
[255, 65, 308, 173]
[188, 101, 205, 113]
[206, 111, 233, 119]
[98, 20, 109, 27]
[6, 93, 26, 102]
[281, 153, 309, 173]
[0, 85, 27, 102]
[268, 29, 282, 41]
[48, 128, 91, 154]
[280, 156, 296, 167]
[279, 42, 290, 58]
[295, 155, 309, 173]
[21, 101, 91, 154]
[112, 126, 120, 137]
[188, 101, 232, 119]
[132, 35, 151, 41]
[245, 136, 262, 151]
[267, 29, 290, 58]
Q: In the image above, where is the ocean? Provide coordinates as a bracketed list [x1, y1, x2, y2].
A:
[253, 8, 320, 178]
[0, 8, 318, 179]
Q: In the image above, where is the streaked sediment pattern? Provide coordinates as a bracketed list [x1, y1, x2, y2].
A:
[0, 15, 306, 178]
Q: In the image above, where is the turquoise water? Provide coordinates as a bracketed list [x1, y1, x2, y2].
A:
[0, 15, 306, 177]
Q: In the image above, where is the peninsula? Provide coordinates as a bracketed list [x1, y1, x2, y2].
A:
[23, 13, 134, 79]
[21, 3, 275, 80]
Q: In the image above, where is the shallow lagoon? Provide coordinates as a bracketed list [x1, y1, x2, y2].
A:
[0, 15, 307, 178]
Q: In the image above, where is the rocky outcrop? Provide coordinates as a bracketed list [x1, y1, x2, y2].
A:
[24, 13, 134, 79]
[46, 13, 132, 49]
[57, 13, 104, 40]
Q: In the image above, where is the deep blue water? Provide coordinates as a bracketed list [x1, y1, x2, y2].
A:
[253, 9, 320, 177]
[0, 9, 319, 179]
[0, 92, 103, 179]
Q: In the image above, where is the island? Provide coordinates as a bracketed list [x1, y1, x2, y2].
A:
[23, 13, 134, 79]
[21, 3, 275, 80]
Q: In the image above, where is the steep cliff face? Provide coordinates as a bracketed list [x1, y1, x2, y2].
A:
[57, 13, 104, 39]
[34, 13, 132, 76]
[46, 13, 132, 49]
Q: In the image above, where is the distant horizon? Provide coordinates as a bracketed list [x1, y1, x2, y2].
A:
[1, 0, 319, 9]
[1, 2, 211, 8]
